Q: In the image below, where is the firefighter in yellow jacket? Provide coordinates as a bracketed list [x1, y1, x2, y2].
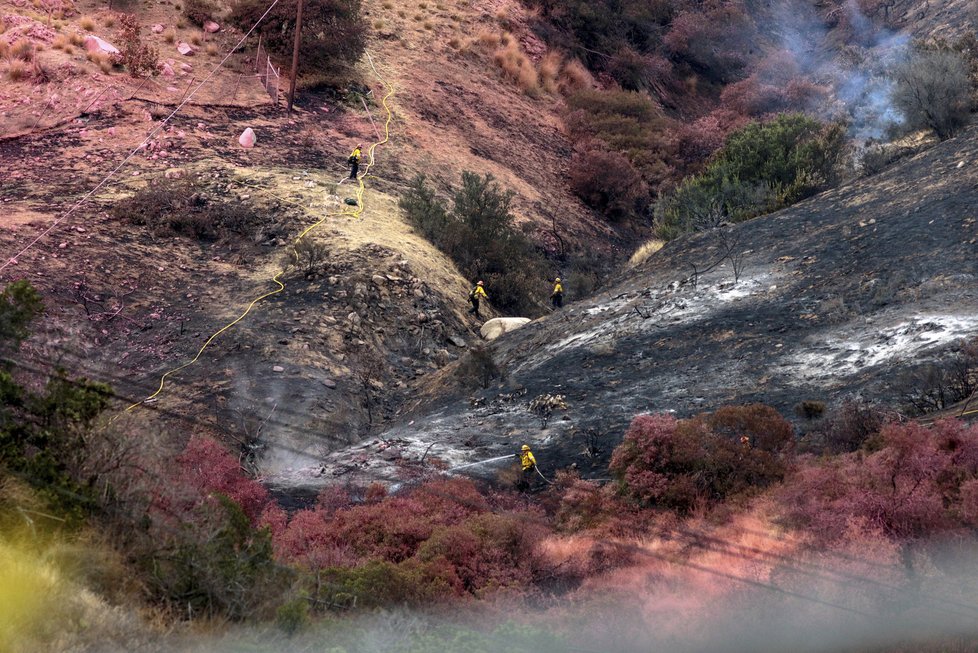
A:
[348, 144, 362, 180]
[468, 280, 488, 318]
[514, 444, 535, 490]
[551, 277, 564, 309]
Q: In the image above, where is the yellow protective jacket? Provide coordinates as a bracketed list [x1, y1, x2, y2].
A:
[552, 282, 563, 296]
[471, 285, 488, 300]
[520, 450, 536, 471]
[350, 147, 362, 162]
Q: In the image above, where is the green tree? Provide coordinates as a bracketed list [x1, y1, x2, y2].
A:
[0, 282, 114, 520]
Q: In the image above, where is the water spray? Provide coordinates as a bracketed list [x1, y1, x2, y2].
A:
[446, 455, 515, 473]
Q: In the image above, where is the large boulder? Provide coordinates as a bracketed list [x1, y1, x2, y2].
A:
[480, 317, 531, 341]
[83, 35, 119, 55]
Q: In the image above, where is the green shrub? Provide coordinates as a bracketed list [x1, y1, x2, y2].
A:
[400, 172, 547, 316]
[148, 495, 291, 620]
[655, 114, 846, 239]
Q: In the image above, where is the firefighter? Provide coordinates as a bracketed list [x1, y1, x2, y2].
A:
[348, 144, 363, 180]
[551, 277, 564, 309]
[468, 280, 488, 318]
[516, 444, 537, 491]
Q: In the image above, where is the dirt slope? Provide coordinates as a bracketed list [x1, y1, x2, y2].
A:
[316, 125, 978, 486]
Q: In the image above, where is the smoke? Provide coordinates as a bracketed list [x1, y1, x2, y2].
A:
[766, 0, 910, 141]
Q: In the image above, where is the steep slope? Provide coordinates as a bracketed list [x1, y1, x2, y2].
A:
[0, 0, 608, 488]
[317, 125, 978, 485]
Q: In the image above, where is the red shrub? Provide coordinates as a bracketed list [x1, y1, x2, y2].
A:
[609, 412, 785, 513]
[781, 420, 978, 542]
[416, 513, 549, 595]
[175, 435, 271, 524]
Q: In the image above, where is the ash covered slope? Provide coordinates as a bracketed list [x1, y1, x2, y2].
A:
[320, 126, 978, 483]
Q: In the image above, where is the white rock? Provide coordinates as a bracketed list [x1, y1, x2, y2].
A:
[273, 365, 285, 373]
[203, 21, 221, 33]
[238, 127, 256, 148]
[480, 317, 531, 341]
[177, 42, 195, 56]
[83, 35, 120, 55]
[151, 24, 165, 34]
[161, 62, 175, 78]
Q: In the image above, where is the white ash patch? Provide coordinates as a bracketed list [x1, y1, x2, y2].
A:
[783, 314, 978, 382]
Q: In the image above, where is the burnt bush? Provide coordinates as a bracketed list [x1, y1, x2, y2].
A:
[457, 345, 505, 389]
[896, 339, 978, 416]
[811, 398, 899, 453]
[609, 411, 788, 514]
[111, 178, 268, 243]
[229, 0, 367, 80]
[893, 48, 972, 141]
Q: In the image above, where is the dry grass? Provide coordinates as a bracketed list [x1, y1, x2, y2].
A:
[176, 19, 187, 29]
[102, 14, 115, 28]
[52, 34, 72, 51]
[79, 15, 95, 31]
[628, 239, 665, 267]
[539, 50, 562, 94]
[163, 27, 176, 44]
[5, 59, 28, 82]
[0, 41, 7, 59]
[559, 58, 594, 93]
[423, 20, 433, 30]
[397, 10, 406, 18]
[475, 29, 500, 48]
[419, 1, 428, 8]
[381, 0, 392, 7]
[0, 19, 6, 35]
[190, 33, 202, 46]
[87, 50, 112, 73]
[69, 31, 85, 47]
[493, 39, 539, 95]
[10, 38, 34, 61]
[205, 42, 218, 56]
[374, 19, 384, 29]
[448, 37, 461, 49]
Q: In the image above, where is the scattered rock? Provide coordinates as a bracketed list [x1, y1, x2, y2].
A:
[273, 365, 285, 373]
[180, 63, 193, 73]
[161, 62, 175, 78]
[203, 21, 221, 33]
[480, 317, 531, 341]
[322, 379, 337, 389]
[238, 127, 256, 148]
[83, 35, 120, 55]
[177, 42, 195, 56]
[448, 334, 467, 348]
[371, 274, 386, 286]
[151, 24, 165, 34]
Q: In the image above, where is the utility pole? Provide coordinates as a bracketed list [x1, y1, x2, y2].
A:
[287, 0, 304, 114]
